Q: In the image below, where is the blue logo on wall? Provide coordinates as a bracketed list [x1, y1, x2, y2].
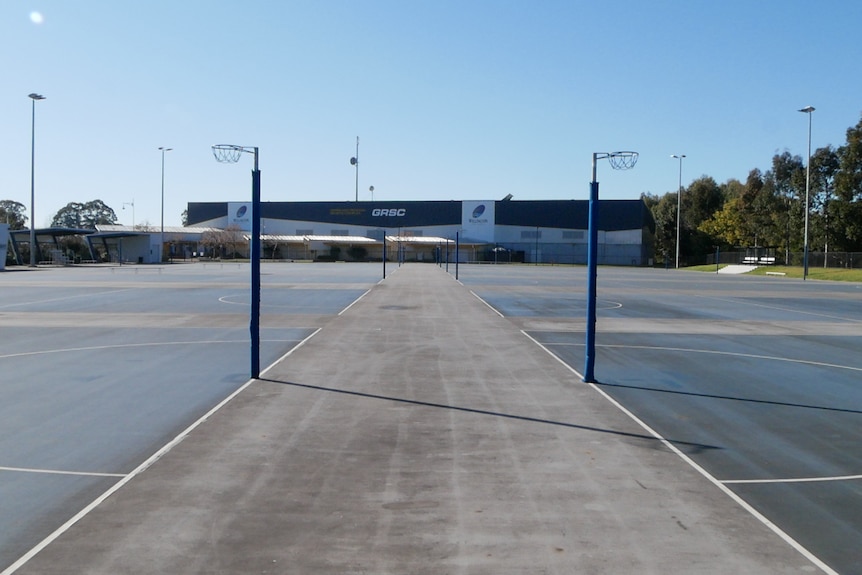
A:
[472, 205, 486, 218]
[236, 206, 248, 218]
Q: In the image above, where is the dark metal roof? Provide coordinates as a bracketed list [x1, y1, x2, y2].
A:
[188, 199, 653, 231]
[9, 227, 96, 238]
[494, 199, 653, 231]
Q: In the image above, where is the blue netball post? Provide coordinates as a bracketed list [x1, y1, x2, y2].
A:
[583, 151, 637, 383]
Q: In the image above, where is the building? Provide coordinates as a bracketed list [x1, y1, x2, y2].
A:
[186, 199, 655, 265]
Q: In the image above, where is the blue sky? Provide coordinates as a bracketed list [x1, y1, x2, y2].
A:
[2, 0, 861, 227]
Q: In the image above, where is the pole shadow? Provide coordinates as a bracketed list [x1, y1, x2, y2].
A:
[258, 377, 721, 454]
[594, 381, 862, 415]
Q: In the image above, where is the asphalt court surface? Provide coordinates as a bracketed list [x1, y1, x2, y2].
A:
[1, 262, 860, 574]
[0, 262, 383, 572]
[460, 264, 862, 574]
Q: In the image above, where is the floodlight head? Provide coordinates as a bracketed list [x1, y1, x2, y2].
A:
[671, 154, 686, 159]
[799, 106, 815, 113]
[28, 93, 46, 101]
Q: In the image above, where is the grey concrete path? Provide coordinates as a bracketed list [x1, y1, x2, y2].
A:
[15, 265, 819, 574]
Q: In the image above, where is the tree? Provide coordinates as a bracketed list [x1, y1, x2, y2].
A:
[733, 169, 784, 248]
[684, 176, 724, 226]
[0, 200, 28, 229]
[809, 146, 840, 254]
[832, 116, 862, 251]
[51, 200, 118, 229]
[763, 152, 805, 262]
[699, 178, 747, 249]
[643, 114, 862, 263]
[200, 225, 245, 259]
[682, 176, 725, 259]
[649, 192, 679, 264]
[699, 196, 749, 248]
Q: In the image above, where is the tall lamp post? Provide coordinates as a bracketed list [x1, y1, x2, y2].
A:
[159, 147, 173, 262]
[799, 106, 814, 280]
[671, 154, 686, 269]
[122, 199, 135, 228]
[350, 136, 359, 202]
[28, 93, 46, 267]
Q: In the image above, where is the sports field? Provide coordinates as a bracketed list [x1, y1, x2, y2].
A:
[1, 262, 860, 574]
[459, 264, 862, 574]
[0, 263, 382, 572]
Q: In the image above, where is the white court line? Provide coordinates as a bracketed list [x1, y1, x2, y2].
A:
[542, 341, 862, 373]
[0, 289, 132, 310]
[467, 289, 620, 317]
[0, 466, 125, 478]
[0, 339, 303, 360]
[261, 328, 323, 375]
[1, 328, 328, 575]
[693, 293, 862, 324]
[338, 288, 372, 316]
[520, 330, 839, 575]
[542, 339, 862, 485]
[0, 373, 260, 575]
[723, 474, 862, 485]
[218, 294, 351, 313]
[469, 291, 505, 318]
[338, 270, 396, 315]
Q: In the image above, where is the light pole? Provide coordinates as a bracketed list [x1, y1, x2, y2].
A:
[350, 136, 359, 201]
[799, 106, 814, 280]
[159, 147, 172, 262]
[28, 93, 46, 267]
[671, 154, 686, 269]
[122, 199, 135, 228]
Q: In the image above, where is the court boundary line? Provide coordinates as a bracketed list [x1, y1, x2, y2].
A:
[469, 290, 505, 318]
[519, 330, 839, 575]
[0, 289, 133, 310]
[338, 288, 373, 316]
[0, 278, 368, 575]
[691, 293, 862, 324]
[2, 271, 378, 572]
[540, 340, 862, 373]
[0, 339, 306, 360]
[0, 466, 125, 478]
[0, 372, 261, 575]
[722, 474, 862, 485]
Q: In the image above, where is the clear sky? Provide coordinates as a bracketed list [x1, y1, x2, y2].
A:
[2, 1, 861, 227]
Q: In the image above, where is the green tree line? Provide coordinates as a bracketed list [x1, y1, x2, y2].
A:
[645, 115, 862, 265]
[0, 199, 119, 231]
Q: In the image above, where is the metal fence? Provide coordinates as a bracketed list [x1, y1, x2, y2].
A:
[693, 251, 862, 269]
[463, 242, 650, 267]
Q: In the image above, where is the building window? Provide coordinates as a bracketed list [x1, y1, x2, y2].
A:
[331, 229, 349, 236]
[296, 229, 313, 235]
[521, 230, 543, 239]
[562, 231, 584, 240]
